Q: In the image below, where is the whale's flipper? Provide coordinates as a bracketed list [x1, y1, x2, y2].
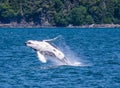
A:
[37, 51, 47, 63]
[43, 35, 61, 42]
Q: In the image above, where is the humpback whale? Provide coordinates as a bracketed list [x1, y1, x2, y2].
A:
[25, 36, 69, 64]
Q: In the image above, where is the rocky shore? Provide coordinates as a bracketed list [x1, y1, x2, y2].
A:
[67, 24, 120, 28]
[0, 22, 120, 28]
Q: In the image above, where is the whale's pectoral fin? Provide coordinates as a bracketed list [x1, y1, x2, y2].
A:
[37, 51, 47, 63]
[43, 35, 61, 42]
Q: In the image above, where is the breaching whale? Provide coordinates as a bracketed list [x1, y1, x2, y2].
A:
[25, 36, 69, 64]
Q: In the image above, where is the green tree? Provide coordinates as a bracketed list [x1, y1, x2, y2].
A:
[85, 15, 94, 24]
[54, 13, 68, 27]
[114, 0, 120, 23]
[69, 6, 88, 25]
[0, 0, 120, 26]
[53, 0, 64, 12]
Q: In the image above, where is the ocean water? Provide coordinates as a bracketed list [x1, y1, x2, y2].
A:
[0, 28, 120, 88]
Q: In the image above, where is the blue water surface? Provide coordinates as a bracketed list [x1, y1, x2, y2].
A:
[0, 28, 120, 88]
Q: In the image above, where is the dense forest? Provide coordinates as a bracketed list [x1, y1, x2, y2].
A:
[0, 0, 120, 27]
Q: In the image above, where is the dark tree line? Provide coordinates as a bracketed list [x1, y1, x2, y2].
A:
[0, 0, 120, 27]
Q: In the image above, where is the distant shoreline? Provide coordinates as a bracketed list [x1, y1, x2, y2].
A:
[0, 23, 120, 28]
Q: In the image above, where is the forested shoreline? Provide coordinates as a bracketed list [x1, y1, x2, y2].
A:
[0, 0, 120, 27]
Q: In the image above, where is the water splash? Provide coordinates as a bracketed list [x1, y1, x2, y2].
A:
[58, 43, 83, 66]
[42, 36, 84, 67]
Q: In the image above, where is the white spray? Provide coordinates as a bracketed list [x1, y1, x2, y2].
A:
[46, 36, 83, 66]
